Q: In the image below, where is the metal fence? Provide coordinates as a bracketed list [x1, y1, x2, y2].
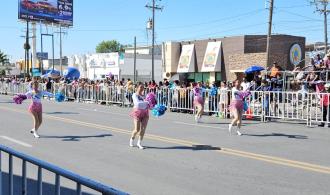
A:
[1, 82, 329, 127]
[0, 144, 128, 195]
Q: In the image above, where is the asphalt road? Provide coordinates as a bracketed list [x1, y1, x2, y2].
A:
[0, 95, 329, 195]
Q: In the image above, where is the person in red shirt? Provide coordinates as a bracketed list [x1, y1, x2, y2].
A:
[319, 84, 330, 127]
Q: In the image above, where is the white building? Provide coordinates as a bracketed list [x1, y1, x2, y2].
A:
[69, 51, 163, 82]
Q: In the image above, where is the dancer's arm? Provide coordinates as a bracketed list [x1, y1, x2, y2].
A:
[25, 91, 33, 99]
[41, 91, 54, 97]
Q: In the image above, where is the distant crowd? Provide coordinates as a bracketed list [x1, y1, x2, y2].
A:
[2, 56, 330, 95]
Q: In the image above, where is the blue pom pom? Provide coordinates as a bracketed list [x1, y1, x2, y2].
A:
[55, 92, 65, 102]
[151, 104, 167, 117]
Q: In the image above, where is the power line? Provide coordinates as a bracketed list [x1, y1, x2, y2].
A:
[158, 9, 265, 30]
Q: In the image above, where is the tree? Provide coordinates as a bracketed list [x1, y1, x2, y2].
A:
[0, 50, 9, 66]
[96, 40, 124, 53]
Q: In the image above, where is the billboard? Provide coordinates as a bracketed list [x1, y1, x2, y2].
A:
[177, 44, 195, 73]
[18, 0, 73, 26]
[86, 53, 120, 68]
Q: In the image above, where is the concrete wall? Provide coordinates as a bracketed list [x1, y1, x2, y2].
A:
[120, 54, 163, 82]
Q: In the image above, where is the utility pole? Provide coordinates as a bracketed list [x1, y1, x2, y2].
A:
[24, 20, 30, 77]
[54, 26, 66, 75]
[266, 0, 274, 68]
[134, 36, 137, 83]
[31, 22, 37, 77]
[59, 26, 63, 75]
[146, 0, 163, 81]
[312, 0, 330, 55]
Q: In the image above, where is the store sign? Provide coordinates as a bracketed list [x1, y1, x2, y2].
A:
[201, 41, 222, 72]
[290, 43, 302, 66]
[86, 53, 119, 68]
[177, 44, 195, 73]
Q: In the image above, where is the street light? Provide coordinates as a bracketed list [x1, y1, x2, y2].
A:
[41, 33, 55, 72]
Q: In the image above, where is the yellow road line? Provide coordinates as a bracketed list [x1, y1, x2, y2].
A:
[1, 105, 330, 175]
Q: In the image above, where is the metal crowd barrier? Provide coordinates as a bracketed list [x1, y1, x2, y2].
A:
[1, 82, 329, 127]
[0, 144, 128, 195]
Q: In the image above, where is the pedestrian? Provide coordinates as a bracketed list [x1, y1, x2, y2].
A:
[228, 80, 251, 136]
[193, 82, 204, 123]
[318, 83, 330, 127]
[129, 83, 150, 149]
[218, 81, 228, 118]
[26, 80, 54, 138]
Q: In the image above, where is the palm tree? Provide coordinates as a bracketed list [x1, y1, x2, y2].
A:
[0, 50, 9, 66]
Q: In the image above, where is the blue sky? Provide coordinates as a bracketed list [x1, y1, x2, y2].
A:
[0, 0, 326, 61]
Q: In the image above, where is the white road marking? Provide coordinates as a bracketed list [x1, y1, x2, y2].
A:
[78, 108, 128, 116]
[174, 121, 227, 130]
[0, 136, 32, 148]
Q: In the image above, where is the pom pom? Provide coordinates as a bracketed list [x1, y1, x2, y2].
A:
[55, 92, 65, 102]
[145, 92, 157, 109]
[13, 94, 27, 104]
[151, 104, 167, 117]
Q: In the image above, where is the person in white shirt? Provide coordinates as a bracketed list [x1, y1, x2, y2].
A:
[229, 80, 251, 136]
[25, 81, 54, 138]
[129, 83, 150, 149]
[218, 82, 228, 118]
[240, 78, 251, 91]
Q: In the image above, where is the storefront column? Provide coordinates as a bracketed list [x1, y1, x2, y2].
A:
[210, 72, 216, 83]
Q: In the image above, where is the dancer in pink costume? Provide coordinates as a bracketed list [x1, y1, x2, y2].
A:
[229, 80, 251, 136]
[129, 83, 150, 149]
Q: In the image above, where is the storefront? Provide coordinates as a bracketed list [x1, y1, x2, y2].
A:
[163, 34, 306, 82]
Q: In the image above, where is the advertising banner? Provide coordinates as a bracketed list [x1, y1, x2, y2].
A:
[18, 0, 73, 26]
[201, 41, 222, 72]
[177, 44, 195, 73]
[86, 53, 119, 68]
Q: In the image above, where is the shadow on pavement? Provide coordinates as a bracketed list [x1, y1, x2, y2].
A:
[145, 145, 221, 151]
[244, 133, 308, 139]
[1, 172, 92, 195]
[41, 134, 112, 141]
[44, 112, 80, 115]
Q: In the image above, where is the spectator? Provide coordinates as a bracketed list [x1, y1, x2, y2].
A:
[218, 81, 228, 118]
[269, 62, 282, 78]
[256, 80, 272, 120]
[241, 77, 251, 91]
[324, 54, 330, 69]
[319, 83, 330, 127]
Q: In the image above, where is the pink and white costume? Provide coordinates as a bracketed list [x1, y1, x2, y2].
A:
[229, 89, 250, 112]
[130, 93, 149, 122]
[193, 87, 204, 106]
[25, 90, 53, 113]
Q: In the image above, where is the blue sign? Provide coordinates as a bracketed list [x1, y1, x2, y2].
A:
[32, 68, 41, 76]
[37, 52, 48, 60]
[18, 0, 73, 26]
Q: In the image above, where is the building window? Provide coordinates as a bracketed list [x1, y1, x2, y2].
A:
[216, 72, 221, 82]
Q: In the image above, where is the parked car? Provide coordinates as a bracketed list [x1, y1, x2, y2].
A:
[35, 1, 58, 13]
[21, 0, 38, 10]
